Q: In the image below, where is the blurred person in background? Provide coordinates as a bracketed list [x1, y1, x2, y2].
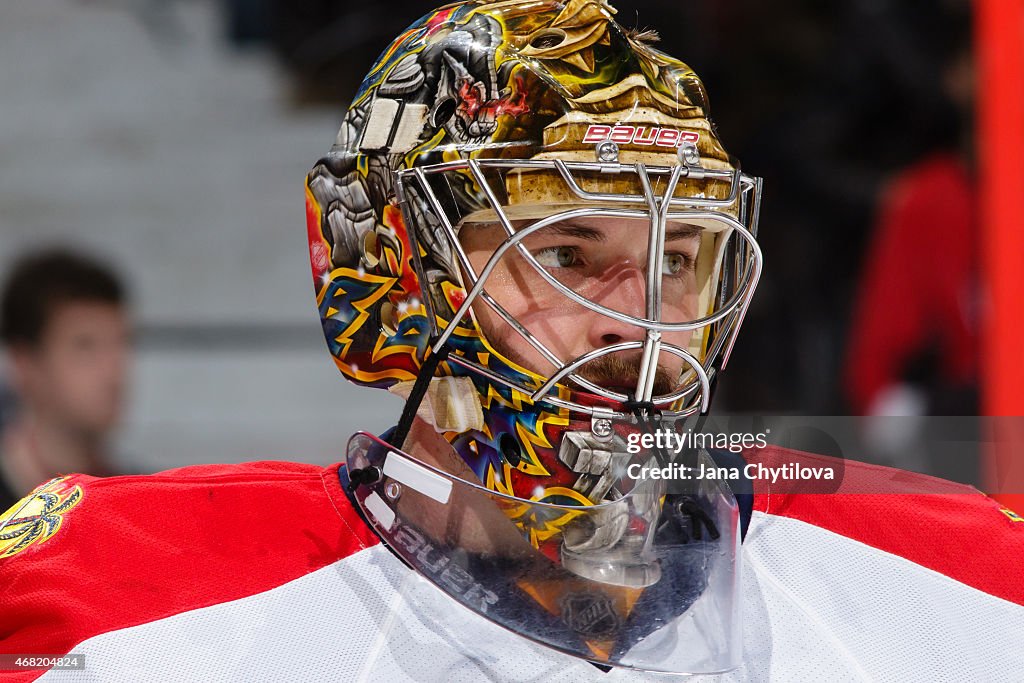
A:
[840, 5, 977, 482]
[0, 250, 131, 511]
[844, 5, 977, 419]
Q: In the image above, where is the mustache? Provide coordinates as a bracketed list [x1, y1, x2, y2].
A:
[573, 353, 679, 397]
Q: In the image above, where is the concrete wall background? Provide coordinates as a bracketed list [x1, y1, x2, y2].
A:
[0, 0, 403, 471]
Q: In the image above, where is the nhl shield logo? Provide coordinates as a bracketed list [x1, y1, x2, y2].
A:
[560, 591, 621, 639]
[0, 476, 83, 559]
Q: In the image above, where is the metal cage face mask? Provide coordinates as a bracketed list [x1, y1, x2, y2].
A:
[398, 154, 763, 420]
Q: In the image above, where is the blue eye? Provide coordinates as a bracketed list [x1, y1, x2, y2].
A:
[663, 253, 694, 276]
[534, 246, 580, 268]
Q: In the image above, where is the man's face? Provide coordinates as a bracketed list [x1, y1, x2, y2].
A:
[10, 302, 130, 436]
[459, 215, 702, 397]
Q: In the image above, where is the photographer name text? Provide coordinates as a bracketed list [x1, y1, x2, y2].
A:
[627, 462, 835, 483]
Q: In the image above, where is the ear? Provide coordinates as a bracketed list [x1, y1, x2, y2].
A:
[4, 344, 38, 395]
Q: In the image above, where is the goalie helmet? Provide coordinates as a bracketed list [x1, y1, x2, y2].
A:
[307, 2, 760, 670]
[306, 0, 762, 502]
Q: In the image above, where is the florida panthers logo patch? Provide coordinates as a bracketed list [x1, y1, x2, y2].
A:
[0, 476, 83, 559]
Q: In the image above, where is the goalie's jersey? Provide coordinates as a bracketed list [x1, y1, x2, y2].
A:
[1, 447, 1022, 683]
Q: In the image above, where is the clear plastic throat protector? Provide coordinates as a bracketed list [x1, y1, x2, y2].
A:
[346, 430, 742, 675]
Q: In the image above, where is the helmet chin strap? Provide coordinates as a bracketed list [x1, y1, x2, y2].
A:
[387, 341, 452, 450]
[623, 398, 671, 469]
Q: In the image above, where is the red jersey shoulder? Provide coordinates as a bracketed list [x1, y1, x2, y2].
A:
[0, 460, 378, 565]
[0, 462, 380, 660]
[749, 446, 1024, 605]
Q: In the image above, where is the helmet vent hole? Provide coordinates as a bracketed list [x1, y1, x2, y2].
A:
[499, 434, 522, 467]
[429, 98, 457, 128]
[380, 302, 398, 336]
[529, 29, 566, 50]
[361, 231, 380, 268]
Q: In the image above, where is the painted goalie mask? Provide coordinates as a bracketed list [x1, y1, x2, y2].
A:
[307, 0, 761, 673]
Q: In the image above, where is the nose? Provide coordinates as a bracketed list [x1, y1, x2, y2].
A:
[583, 263, 648, 348]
